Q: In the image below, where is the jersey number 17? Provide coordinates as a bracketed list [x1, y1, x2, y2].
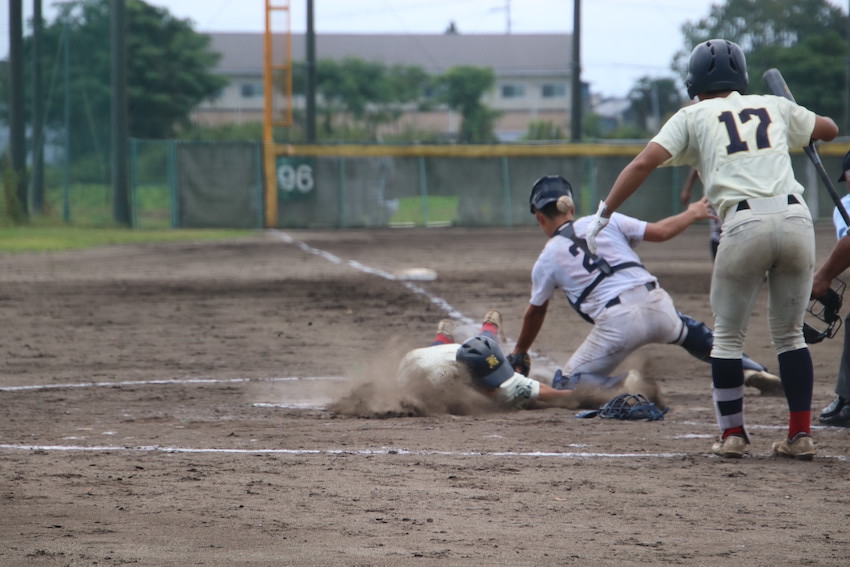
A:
[718, 108, 772, 155]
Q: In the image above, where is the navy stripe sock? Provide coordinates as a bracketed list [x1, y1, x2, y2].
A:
[778, 348, 814, 412]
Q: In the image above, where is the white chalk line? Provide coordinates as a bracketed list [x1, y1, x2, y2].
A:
[0, 443, 844, 461]
[0, 375, 345, 393]
[0, 443, 682, 459]
[273, 230, 560, 368]
[273, 231, 471, 323]
[1, 374, 843, 461]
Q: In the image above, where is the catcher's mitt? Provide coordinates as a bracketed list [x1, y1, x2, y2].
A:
[805, 279, 845, 344]
[506, 352, 531, 376]
[597, 393, 666, 421]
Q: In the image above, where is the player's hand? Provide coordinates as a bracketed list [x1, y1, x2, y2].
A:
[812, 274, 831, 300]
[585, 201, 610, 254]
[687, 196, 719, 222]
[507, 352, 531, 376]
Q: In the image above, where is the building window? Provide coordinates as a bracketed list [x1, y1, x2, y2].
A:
[241, 82, 263, 97]
[501, 84, 525, 98]
[542, 83, 566, 98]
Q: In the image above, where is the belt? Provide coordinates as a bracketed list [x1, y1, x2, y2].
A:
[604, 281, 657, 309]
[736, 194, 800, 211]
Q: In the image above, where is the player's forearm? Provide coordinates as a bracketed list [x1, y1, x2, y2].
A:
[604, 161, 651, 215]
[604, 142, 671, 215]
[513, 302, 548, 353]
[645, 209, 700, 242]
[813, 236, 850, 296]
[537, 383, 573, 402]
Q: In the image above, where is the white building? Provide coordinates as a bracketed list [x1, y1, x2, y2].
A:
[196, 32, 579, 140]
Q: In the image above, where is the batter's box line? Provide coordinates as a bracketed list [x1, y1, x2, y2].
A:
[0, 443, 845, 461]
[0, 376, 346, 392]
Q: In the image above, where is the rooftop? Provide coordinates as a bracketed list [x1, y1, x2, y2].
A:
[208, 32, 573, 75]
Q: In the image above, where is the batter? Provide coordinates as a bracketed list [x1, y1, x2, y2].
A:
[587, 38, 839, 459]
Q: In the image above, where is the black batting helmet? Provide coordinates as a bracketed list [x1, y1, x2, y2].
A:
[529, 175, 573, 214]
[456, 335, 514, 389]
[685, 39, 748, 99]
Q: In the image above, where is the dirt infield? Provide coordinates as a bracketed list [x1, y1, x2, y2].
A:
[2, 224, 849, 566]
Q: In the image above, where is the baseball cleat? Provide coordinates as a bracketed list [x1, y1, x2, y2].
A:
[482, 310, 505, 341]
[819, 396, 850, 427]
[743, 369, 784, 397]
[771, 432, 816, 461]
[712, 434, 748, 458]
[435, 319, 456, 343]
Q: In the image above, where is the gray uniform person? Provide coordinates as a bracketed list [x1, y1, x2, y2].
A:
[815, 150, 850, 427]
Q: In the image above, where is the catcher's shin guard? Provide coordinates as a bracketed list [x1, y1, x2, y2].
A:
[676, 313, 766, 371]
[675, 313, 713, 362]
[553, 370, 623, 391]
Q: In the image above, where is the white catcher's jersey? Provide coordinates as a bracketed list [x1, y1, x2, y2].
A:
[396, 344, 541, 409]
[530, 215, 656, 322]
[652, 91, 816, 219]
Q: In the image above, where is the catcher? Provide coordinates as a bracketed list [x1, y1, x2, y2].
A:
[397, 310, 661, 411]
[508, 175, 783, 403]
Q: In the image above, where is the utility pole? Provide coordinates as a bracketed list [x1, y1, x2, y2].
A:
[32, 0, 45, 214]
[570, 0, 582, 142]
[9, 0, 28, 218]
[111, 0, 132, 226]
[306, 0, 317, 142]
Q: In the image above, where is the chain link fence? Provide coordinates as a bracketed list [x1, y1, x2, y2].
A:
[5, 140, 849, 228]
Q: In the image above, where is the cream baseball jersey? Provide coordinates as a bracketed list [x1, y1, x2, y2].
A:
[652, 91, 816, 219]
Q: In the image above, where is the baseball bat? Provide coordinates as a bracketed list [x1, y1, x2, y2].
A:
[763, 68, 850, 226]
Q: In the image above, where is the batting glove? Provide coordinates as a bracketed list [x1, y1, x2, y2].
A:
[585, 201, 610, 255]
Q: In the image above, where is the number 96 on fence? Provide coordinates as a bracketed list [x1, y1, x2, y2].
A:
[276, 157, 316, 201]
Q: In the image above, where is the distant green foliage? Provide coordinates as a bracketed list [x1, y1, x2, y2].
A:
[390, 196, 459, 226]
[1, 156, 26, 225]
[179, 122, 264, 141]
[0, 226, 253, 253]
[438, 66, 499, 143]
[675, 0, 847, 119]
[522, 119, 567, 141]
[627, 77, 684, 136]
[1, 0, 227, 158]
[300, 58, 434, 141]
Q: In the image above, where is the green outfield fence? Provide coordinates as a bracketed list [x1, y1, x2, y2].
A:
[8, 139, 850, 229]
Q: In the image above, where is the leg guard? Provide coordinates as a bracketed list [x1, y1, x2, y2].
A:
[675, 313, 713, 362]
[552, 369, 624, 391]
[676, 313, 766, 371]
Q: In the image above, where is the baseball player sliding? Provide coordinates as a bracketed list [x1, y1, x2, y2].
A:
[397, 310, 661, 411]
[506, 175, 783, 408]
[586, 39, 839, 459]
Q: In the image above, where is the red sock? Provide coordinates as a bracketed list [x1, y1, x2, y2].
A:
[788, 411, 811, 439]
[722, 426, 745, 439]
[432, 333, 453, 345]
[480, 322, 499, 336]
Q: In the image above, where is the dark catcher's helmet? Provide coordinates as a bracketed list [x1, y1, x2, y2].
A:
[685, 39, 748, 99]
[529, 175, 573, 214]
[456, 335, 514, 389]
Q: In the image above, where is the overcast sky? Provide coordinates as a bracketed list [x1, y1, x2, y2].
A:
[2, 0, 848, 98]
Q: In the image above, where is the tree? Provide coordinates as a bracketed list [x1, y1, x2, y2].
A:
[308, 58, 431, 140]
[627, 77, 684, 135]
[673, 0, 846, 118]
[437, 65, 499, 143]
[3, 0, 226, 161]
